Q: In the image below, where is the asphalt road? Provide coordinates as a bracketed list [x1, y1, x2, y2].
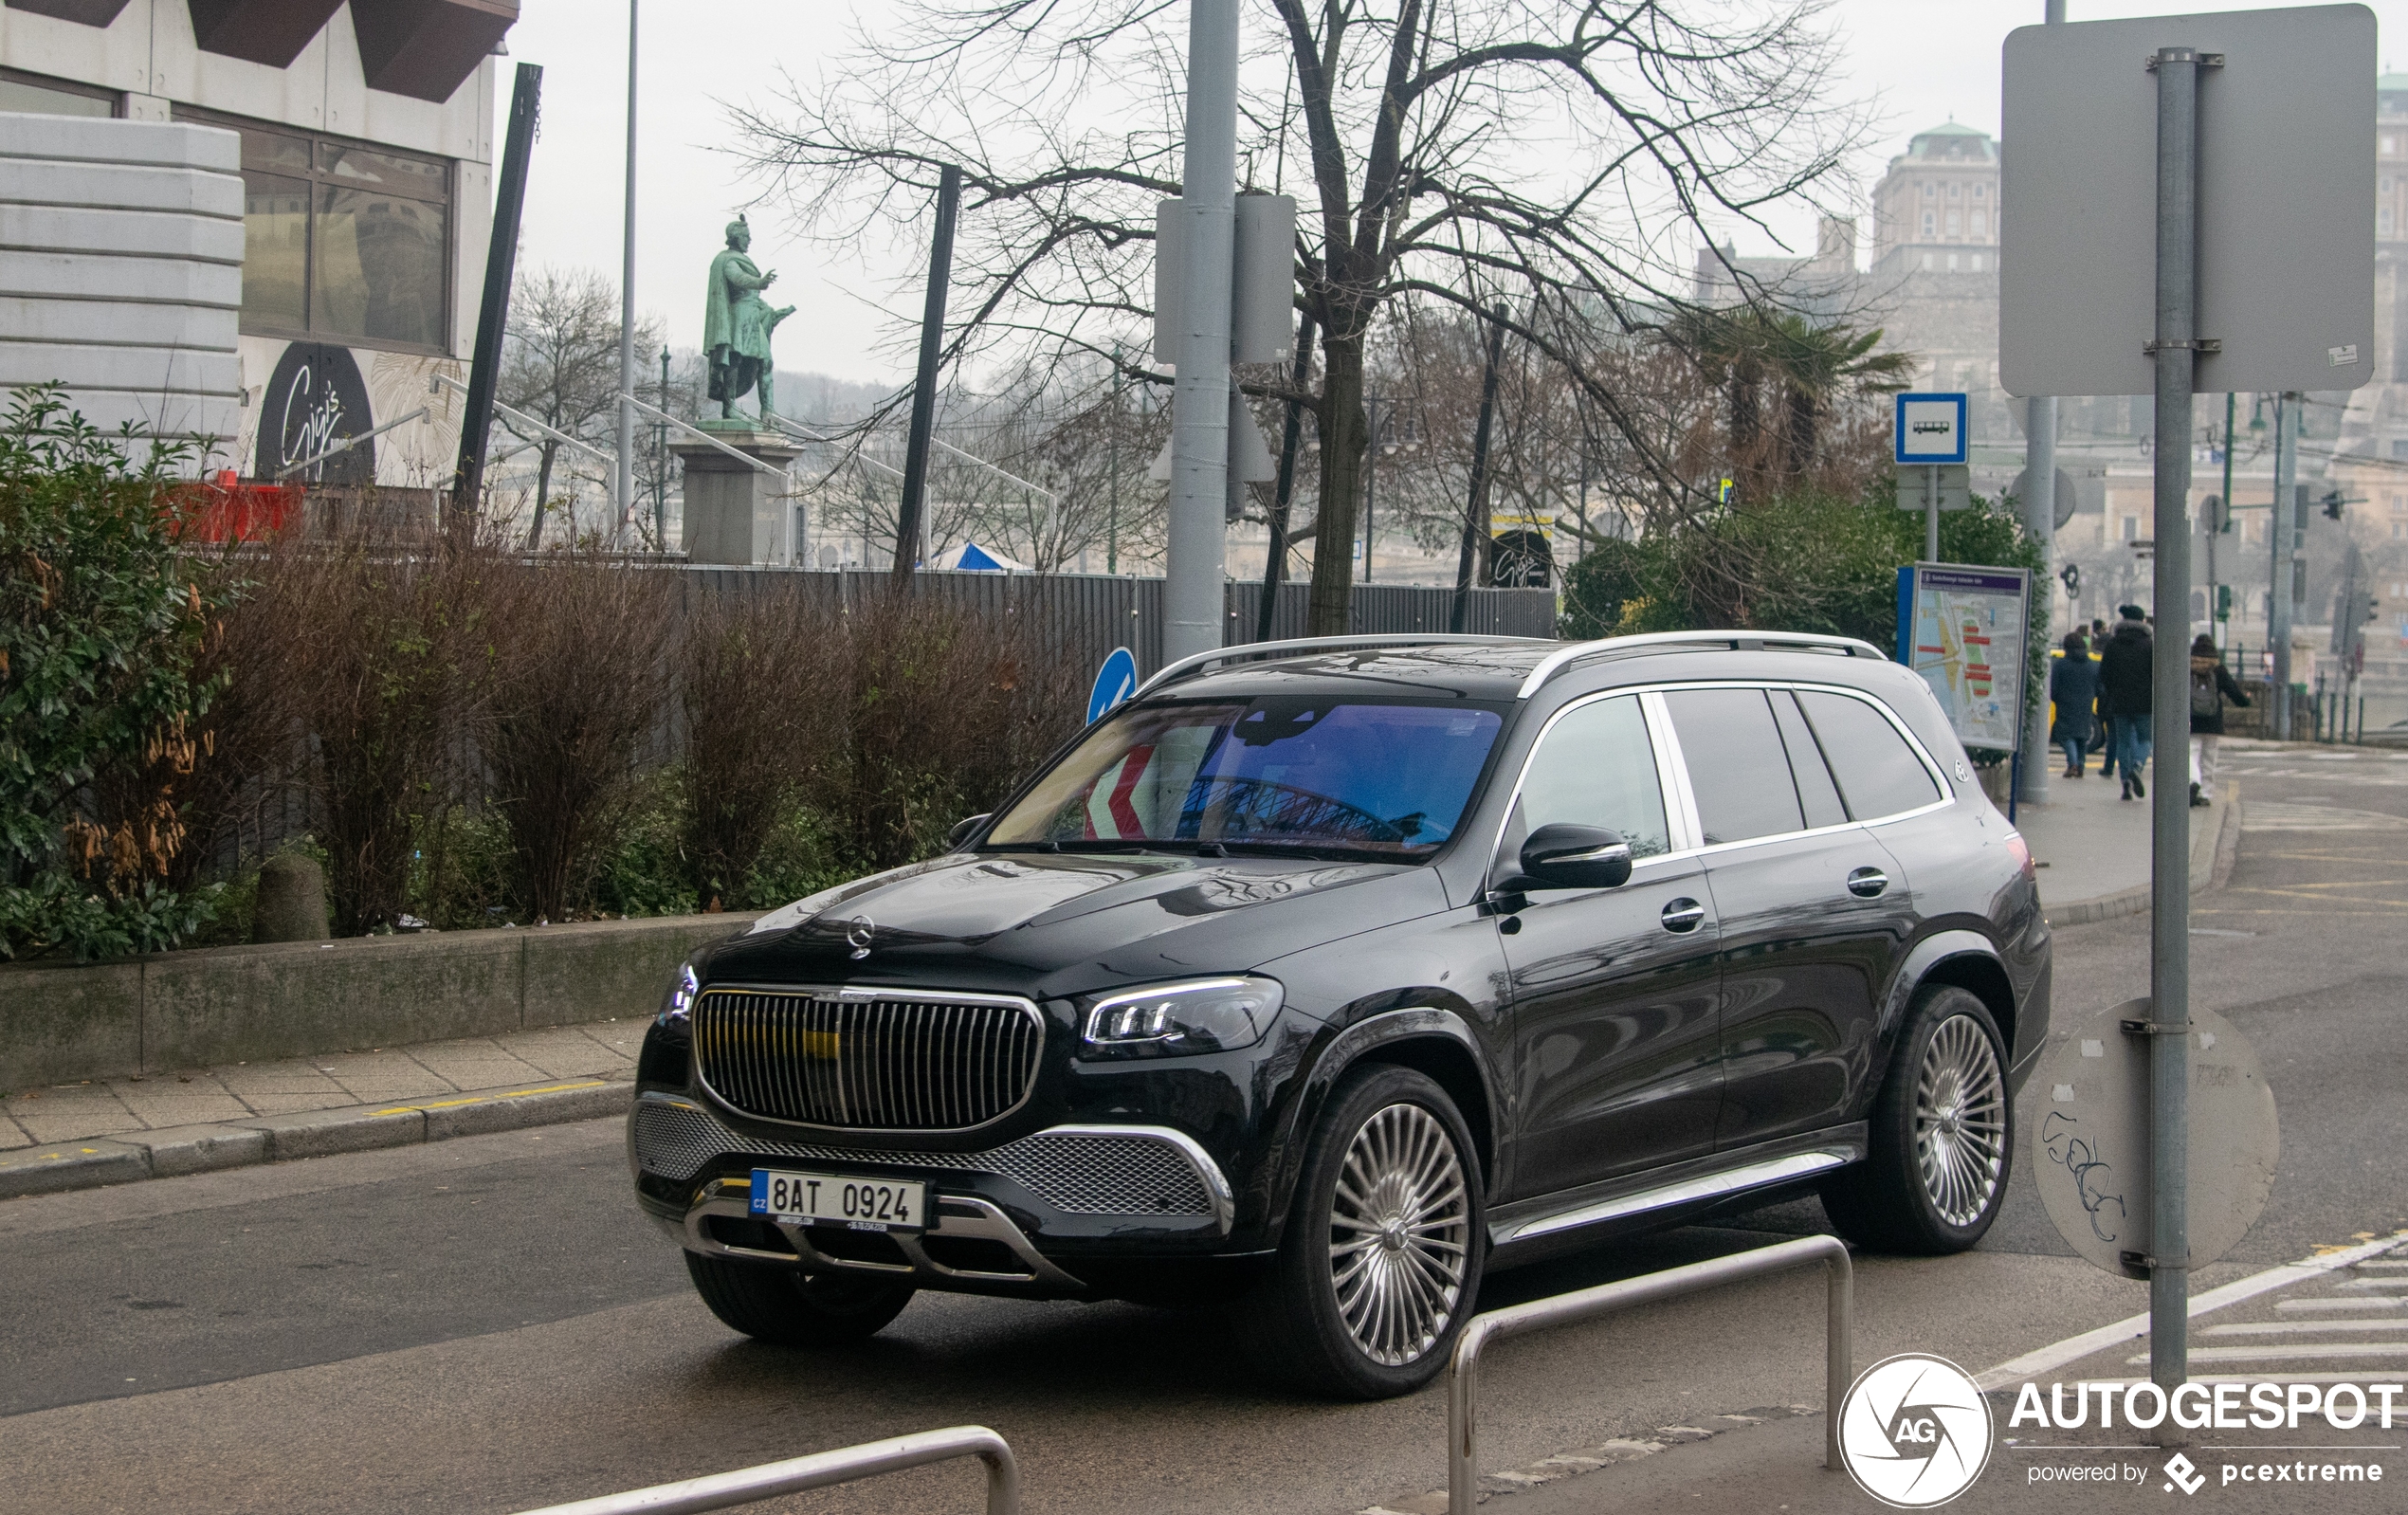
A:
[2, 741, 2399, 1515]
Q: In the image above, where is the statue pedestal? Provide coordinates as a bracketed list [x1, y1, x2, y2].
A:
[674, 428, 801, 565]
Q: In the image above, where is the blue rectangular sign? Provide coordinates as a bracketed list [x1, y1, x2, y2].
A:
[1894, 392, 1969, 465]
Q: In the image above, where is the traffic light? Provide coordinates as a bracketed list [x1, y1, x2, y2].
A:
[2216, 584, 2234, 622]
[2321, 489, 2346, 520]
[2364, 592, 2382, 624]
[2059, 562, 2082, 596]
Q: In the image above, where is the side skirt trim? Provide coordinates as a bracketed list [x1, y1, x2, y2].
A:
[1487, 1125, 1868, 1248]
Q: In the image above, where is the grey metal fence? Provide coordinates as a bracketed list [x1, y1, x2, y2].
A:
[1445, 1234, 1853, 1514]
[509, 1424, 1018, 1515]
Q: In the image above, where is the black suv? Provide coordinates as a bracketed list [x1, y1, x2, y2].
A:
[628, 631, 2050, 1396]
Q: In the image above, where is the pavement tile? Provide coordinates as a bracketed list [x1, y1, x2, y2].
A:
[401, 1037, 542, 1090]
[229, 1088, 357, 1117]
[0, 1118, 30, 1152]
[571, 1023, 643, 1060]
[311, 1051, 452, 1104]
[6, 1086, 137, 1144]
[494, 1026, 636, 1078]
[105, 1082, 252, 1129]
[212, 1059, 348, 1101]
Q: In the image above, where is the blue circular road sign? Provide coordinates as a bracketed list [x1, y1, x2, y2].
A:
[1086, 647, 1138, 725]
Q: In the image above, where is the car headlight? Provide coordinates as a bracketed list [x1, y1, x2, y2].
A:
[658, 960, 701, 1027]
[1077, 977, 1282, 1060]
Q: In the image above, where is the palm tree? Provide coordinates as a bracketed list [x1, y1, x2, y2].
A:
[1670, 308, 1912, 500]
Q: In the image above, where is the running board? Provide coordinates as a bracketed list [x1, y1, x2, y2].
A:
[1488, 1127, 1867, 1249]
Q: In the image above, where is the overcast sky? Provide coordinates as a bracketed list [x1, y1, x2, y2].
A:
[501, 1, 2408, 386]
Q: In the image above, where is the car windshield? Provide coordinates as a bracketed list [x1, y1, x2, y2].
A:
[986, 697, 1506, 856]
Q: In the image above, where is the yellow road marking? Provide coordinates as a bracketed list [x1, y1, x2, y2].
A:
[372, 1081, 608, 1117]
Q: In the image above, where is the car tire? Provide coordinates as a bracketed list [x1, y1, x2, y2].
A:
[1822, 985, 2013, 1254]
[684, 1252, 916, 1345]
[1229, 1063, 1487, 1399]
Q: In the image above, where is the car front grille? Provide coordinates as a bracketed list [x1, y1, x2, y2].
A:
[691, 988, 1044, 1131]
[630, 1097, 1219, 1218]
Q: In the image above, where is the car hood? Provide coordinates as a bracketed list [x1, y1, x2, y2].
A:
[699, 849, 1450, 1002]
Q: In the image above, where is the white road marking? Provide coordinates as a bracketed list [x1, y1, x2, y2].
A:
[2204, 1319, 2408, 1336]
[2336, 1277, 2408, 1290]
[2243, 801, 2408, 831]
[2280, 1297, 2403, 1312]
[2128, 1343, 2408, 1364]
[1973, 1232, 2408, 1390]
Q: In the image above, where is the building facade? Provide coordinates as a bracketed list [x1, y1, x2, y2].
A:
[0, 1, 515, 488]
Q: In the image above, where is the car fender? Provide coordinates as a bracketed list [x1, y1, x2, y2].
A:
[1882, 928, 2007, 1045]
[1242, 999, 1501, 1250]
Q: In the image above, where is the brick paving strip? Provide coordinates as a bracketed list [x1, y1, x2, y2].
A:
[0, 1020, 641, 1198]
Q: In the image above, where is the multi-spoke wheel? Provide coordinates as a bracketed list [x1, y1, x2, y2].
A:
[1823, 985, 2015, 1254]
[1230, 1064, 1487, 1397]
[1327, 1102, 1473, 1366]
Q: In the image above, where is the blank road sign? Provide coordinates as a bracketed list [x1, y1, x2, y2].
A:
[1999, 5, 2375, 397]
[1895, 392, 1968, 465]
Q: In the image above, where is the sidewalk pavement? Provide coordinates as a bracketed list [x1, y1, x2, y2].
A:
[2012, 752, 2239, 925]
[0, 1019, 641, 1199]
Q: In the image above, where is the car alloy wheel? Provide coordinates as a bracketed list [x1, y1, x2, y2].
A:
[1912, 1012, 2008, 1229]
[1326, 1101, 1473, 1367]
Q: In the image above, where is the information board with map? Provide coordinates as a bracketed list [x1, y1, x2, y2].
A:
[1894, 563, 2032, 752]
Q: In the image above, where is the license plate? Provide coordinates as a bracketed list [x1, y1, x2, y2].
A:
[749, 1168, 927, 1232]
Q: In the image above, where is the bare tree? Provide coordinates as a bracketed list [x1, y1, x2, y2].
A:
[736, 0, 1862, 630]
[495, 267, 663, 549]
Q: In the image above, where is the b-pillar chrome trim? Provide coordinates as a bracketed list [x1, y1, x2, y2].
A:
[683, 1177, 1090, 1293]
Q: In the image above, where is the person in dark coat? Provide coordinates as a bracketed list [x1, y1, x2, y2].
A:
[2188, 632, 2249, 807]
[2051, 632, 2098, 776]
[2095, 605, 2156, 799]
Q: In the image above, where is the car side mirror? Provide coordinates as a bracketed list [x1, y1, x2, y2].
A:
[947, 813, 992, 850]
[1516, 823, 1633, 891]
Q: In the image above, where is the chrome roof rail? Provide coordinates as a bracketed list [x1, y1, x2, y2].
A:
[1130, 634, 1548, 701]
[1514, 630, 1888, 700]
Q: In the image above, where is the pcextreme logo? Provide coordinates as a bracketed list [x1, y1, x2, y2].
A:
[1838, 1353, 1996, 1508]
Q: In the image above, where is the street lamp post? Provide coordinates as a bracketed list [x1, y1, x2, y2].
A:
[615, 0, 638, 542]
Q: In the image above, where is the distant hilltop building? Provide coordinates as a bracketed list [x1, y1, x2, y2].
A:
[1870, 121, 1999, 277]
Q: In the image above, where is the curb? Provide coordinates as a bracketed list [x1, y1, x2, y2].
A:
[0, 1075, 633, 1200]
[2043, 788, 2241, 927]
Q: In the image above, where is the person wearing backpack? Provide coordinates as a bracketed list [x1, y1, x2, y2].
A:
[2189, 633, 2248, 807]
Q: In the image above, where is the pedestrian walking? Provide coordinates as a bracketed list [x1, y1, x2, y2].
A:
[2052, 631, 2098, 776]
[2188, 633, 2249, 808]
[2096, 604, 2155, 800]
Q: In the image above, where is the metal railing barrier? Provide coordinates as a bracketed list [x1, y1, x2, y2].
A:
[509, 1424, 1019, 1515]
[1446, 1234, 1852, 1515]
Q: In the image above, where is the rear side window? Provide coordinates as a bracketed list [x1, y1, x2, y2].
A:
[1517, 694, 1671, 858]
[1664, 689, 1804, 845]
[1769, 690, 1849, 830]
[1796, 691, 1943, 819]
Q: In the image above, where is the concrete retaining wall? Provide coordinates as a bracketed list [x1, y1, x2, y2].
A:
[0, 913, 758, 1090]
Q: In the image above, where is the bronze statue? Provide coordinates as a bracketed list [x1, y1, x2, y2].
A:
[703, 215, 794, 421]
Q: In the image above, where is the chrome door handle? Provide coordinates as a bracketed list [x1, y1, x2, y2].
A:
[1660, 898, 1706, 933]
[1847, 867, 1889, 898]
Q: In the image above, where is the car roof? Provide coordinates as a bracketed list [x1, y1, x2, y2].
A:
[1143, 632, 1893, 706]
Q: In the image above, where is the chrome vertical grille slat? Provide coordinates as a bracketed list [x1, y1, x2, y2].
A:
[691, 987, 1044, 1132]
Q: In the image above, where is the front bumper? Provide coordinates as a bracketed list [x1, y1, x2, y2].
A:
[629, 1092, 1237, 1292]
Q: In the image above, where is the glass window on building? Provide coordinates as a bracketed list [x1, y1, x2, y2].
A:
[1949, 182, 1961, 197]
[1923, 181, 1936, 198]
[0, 68, 116, 118]
[1946, 211, 1961, 234]
[1973, 184, 1985, 198]
[188, 115, 452, 353]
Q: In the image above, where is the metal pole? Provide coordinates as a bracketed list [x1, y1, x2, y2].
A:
[1451, 305, 1507, 633]
[2271, 392, 2298, 737]
[656, 344, 669, 550]
[1925, 464, 1940, 561]
[1364, 395, 1378, 585]
[2213, 390, 2234, 648]
[2021, 394, 2056, 805]
[2145, 42, 2199, 1402]
[1258, 310, 1317, 643]
[449, 62, 542, 539]
[615, 0, 637, 540]
[891, 164, 962, 588]
[1108, 344, 1122, 575]
[1165, 0, 1239, 663]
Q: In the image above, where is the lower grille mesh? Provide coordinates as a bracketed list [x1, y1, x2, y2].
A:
[631, 1099, 1216, 1218]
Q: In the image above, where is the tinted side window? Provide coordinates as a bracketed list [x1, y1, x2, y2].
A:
[1517, 695, 1671, 858]
[1770, 690, 1848, 830]
[1665, 689, 1805, 845]
[1796, 691, 1943, 819]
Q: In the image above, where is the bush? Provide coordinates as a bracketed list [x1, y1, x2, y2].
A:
[0, 389, 232, 959]
[677, 588, 835, 910]
[1560, 484, 2048, 750]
